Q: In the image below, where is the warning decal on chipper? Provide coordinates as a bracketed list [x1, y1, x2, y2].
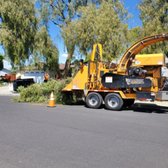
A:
[126, 78, 144, 85]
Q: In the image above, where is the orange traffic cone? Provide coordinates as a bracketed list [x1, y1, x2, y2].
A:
[48, 92, 56, 107]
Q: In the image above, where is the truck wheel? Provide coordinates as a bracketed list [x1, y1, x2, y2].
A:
[86, 92, 102, 109]
[104, 93, 123, 111]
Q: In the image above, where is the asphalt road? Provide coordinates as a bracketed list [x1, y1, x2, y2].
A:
[0, 96, 168, 168]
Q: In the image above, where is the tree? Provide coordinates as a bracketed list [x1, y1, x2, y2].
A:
[37, 0, 101, 76]
[0, 0, 37, 69]
[139, 0, 168, 55]
[33, 26, 59, 75]
[127, 27, 143, 47]
[62, 1, 128, 61]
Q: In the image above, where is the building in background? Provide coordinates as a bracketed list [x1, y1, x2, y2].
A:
[0, 68, 11, 76]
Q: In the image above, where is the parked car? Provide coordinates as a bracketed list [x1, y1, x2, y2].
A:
[13, 78, 35, 91]
[13, 71, 45, 91]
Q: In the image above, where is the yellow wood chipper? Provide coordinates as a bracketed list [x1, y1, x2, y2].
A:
[62, 33, 168, 110]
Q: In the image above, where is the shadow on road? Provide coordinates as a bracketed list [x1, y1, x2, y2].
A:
[133, 103, 168, 113]
[64, 100, 168, 113]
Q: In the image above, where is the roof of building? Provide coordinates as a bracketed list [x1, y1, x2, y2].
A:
[0, 68, 11, 76]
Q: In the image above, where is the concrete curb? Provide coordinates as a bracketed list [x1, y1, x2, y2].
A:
[135, 100, 168, 107]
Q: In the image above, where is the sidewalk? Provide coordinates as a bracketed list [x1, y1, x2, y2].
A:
[0, 84, 19, 96]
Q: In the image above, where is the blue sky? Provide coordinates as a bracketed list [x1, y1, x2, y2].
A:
[124, 0, 142, 28]
[1, 0, 142, 68]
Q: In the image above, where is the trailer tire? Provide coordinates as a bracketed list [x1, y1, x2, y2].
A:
[104, 93, 123, 111]
[86, 92, 102, 109]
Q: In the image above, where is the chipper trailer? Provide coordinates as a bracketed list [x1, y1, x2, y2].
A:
[62, 33, 168, 110]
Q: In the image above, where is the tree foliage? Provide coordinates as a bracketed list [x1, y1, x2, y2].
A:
[33, 26, 59, 73]
[127, 27, 143, 47]
[0, 0, 37, 68]
[139, 0, 168, 34]
[62, 1, 128, 61]
[37, 0, 102, 76]
[139, 0, 168, 55]
[38, 0, 100, 27]
[0, 0, 59, 72]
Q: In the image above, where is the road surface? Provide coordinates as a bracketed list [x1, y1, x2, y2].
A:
[0, 96, 168, 168]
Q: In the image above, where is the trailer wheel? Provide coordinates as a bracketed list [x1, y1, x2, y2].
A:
[86, 92, 102, 109]
[104, 93, 123, 111]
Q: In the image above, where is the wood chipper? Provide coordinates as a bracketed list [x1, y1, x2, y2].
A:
[62, 33, 168, 110]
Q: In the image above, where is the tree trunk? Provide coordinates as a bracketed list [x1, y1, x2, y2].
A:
[0, 60, 3, 70]
[63, 53, 73, 78]
[62, 45, 75, 78]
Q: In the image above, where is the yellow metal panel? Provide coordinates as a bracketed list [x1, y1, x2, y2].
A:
[132, 53, 165, 66]
[62, 65, 88, 91]
[113, 91, 136, 99]
[117, 33, 168, 73]
[89, 62, 96, 74]
[90, 43, 103, 61]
